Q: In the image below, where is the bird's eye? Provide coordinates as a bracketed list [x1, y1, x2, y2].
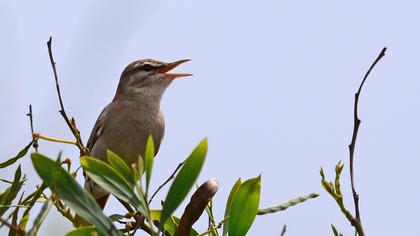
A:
[139, 64, 155, 72]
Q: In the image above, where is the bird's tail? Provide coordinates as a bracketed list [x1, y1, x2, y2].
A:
[74, 177, 110, 226]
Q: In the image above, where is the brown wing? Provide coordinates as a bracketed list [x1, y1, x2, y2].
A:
[87, 104, 110, 152]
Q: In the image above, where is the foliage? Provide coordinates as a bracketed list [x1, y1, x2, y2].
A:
[0, 134, 318, 235]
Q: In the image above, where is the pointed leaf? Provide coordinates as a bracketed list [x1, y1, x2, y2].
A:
[228, 175, 261, 236]
[0, 165, 23, 216]
[223, 178, 242, 236]
[331, 224, 343, 236]
[27, 199, 52, 236]
[20, 184, 46, 229]
[0, 141, 33, 169]
[161, 138, 208, 225]
[8, 193, 23, 236]
[31, 153, 120, 236]
[106, 150, 134, 186]
[144, 136, 155, 195]
[81, 156, 148, 218]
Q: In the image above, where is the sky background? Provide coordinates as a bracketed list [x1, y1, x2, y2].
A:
[1, 1, 420, 235]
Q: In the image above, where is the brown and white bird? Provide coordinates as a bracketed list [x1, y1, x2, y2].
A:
[84, 59, 191, 209]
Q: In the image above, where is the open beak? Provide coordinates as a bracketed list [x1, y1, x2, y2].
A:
[156, 59, 192, 79]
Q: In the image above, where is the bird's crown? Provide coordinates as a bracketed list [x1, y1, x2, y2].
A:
[121, 59, 166, 78]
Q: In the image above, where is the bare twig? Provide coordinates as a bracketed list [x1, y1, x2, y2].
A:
[280, 225, 287, 236]
[0, 216, 26, 235]
[348, 47, 386, 230]
[46, 37, 88, 156]
[52, 196, 77, 225]
[116, 198, 154, 235]
[204, 199, 217, 235]
[196, 218, 227, 236]
[177, 179, 219, 236]
[148, 161, 185, 204]
[26, 105, 38, 151]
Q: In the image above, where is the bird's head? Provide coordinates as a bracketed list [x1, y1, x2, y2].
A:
[115, 59, 191, 101]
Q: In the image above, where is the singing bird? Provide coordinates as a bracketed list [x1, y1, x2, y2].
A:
[84, 59, 191, 209]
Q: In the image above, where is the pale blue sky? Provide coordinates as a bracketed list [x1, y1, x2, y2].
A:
[1, 1, 420, 235]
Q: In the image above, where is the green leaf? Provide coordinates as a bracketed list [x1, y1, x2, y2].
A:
[106, 150, 134, 186]
[0, 165, 24, 216]
[18, 213, 29, 229]
[0, 141, 33, 169]
[228, 175, 261, 236]
[222, 178, 242, 236]
[160, 138, 208, 225]
[20, 184, 47, 229]
[144, 136, 155, 195]
[150, 210, 198, 236]
[330, 224, 343, 236]
[81, 156, 148, 218]
[27, 199, 52, 236]
[66, 227, 105, 236]
[31, 153, 120, 236]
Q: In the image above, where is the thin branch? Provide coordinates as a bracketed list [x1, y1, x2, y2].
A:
[148, 161, 185, 204]
[116, 198, 153, 235]
[26, 104, 38, 151]
[33, 133, 77, 145]
[46, 37, 88, 156]
[0, 216, 26, 235]
[348, 47, 386, 230]
[52, 197, 77, 225]
[196, 218, 227, 236]
[280, 225, 287, 236]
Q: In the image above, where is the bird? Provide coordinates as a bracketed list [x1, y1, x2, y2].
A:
[84, 59, 191, 209]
